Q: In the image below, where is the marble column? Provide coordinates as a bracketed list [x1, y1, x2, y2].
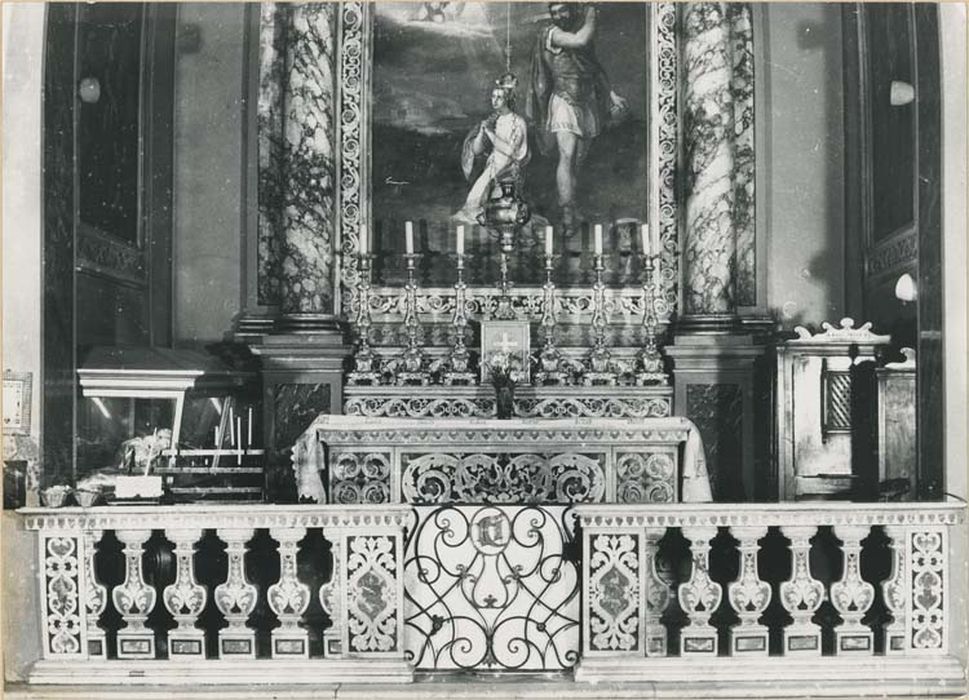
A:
[681, 2, 755, 322]
[256, 3, 339, 330]
[251, 4, 350, 503]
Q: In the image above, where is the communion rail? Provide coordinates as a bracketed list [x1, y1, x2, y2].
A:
[17, 500, 967, 696]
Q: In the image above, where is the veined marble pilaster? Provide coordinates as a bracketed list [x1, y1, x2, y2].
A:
[257, 3, 338, 317]
[729, 3, 755, 307]
[683, 2, 736, 317]
[257, 3, 286, 308]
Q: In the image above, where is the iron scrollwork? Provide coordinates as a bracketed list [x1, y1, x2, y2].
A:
[404, 505, 580, 671]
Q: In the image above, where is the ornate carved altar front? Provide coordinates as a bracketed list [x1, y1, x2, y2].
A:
[292, 415, 712, 505]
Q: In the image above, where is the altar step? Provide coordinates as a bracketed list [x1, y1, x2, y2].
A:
[6, 655, 967, 700]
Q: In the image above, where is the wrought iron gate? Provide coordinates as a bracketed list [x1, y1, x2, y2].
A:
[403, 505, 580, 672]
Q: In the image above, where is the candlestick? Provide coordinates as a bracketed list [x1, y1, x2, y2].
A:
[444, 252, 474, 385]
[594, 224, 603, 255]
[545, 226, 554, 256]
[405, 221, 414, 254]
[583, 251, 616, 385]
[456, 225, 465, 257]
[347, 249, 381, 384]
[636, 252, 667, 385]
[641, 223, 650, 257]
[536, 251, 565, 384]
[394, 252, 430, 385]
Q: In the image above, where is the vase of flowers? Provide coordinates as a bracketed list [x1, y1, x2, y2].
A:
[485, 351, 522, 419]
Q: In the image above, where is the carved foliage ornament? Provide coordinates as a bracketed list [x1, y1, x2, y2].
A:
[44, 536, 83, 655]
[401, 452, 606, 505]
[588, 533, 641, 651]
[346, 534, 399, 652]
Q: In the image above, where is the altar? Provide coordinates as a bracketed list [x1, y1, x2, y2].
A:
[292, 415, 712, 505]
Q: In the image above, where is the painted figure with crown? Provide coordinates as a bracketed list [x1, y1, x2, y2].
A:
[453, 73, 531, 227]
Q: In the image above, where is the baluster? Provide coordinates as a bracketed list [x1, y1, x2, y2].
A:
[319, 538, 344, 657]
[726, 526, 770, 655]
[678, 526, 721, 656]
[644, 527, 670, 656]
[779, 525, 824, 655]
[113, 530, 157, 659]
[214, 528, 258, 658]
[830, 525, 875, 654]
[82, 530, 108, 659]
[268, 527, 311, 658]
[882, 525, 908, 654]
[163, 528, 207, 658]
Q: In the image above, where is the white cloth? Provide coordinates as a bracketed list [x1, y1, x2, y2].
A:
[681, 424, 714, 503]
[292, 425, 326, 503]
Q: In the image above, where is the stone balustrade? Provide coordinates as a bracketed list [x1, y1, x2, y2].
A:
[16, 499, 967, 695]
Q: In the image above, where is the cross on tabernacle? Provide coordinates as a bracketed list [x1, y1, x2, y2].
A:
[495, 332, 520, 354]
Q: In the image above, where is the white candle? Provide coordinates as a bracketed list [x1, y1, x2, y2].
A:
[228, 407, 235, 446]
[456, 225, 465, 257]
[641, 223, 651, 256]
[594, 224, 603, 256]
[247, 407, 253, 448]
[545, 226, 554, 256]
[405, 221, 414, 254]
[236, 417, 242, 451]
[214, 426, 219, 447]
[650, 221, 661, 257]
[359, 224, 368, 255]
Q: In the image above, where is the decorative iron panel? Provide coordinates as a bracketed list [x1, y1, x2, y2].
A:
[404, 505, 580, 671]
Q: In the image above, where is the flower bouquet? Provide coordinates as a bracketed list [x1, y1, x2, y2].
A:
[484, 351, 523, 419]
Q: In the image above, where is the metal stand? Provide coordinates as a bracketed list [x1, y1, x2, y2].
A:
[443, 256, 476, 385]
[636, 253, 668, 385]
[347, 253, 382, 385]
[583, 253, 617, 385]
[534, 253, 567, 385]
[494, 252, 517, 320]
[394, 253, 430, 385]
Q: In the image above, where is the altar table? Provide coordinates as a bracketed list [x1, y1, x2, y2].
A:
[292, 416, 713, 504]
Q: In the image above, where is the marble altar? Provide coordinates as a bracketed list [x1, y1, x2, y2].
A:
[292, 415, 713, 505]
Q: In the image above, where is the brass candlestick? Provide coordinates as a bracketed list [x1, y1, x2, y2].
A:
[535, 253, 565, 385]
[584, 252, 617, 385]
[637, 253, 668, 385]
[347, 253, 381, 385]
[443, 255, 475, 385]
[394, 252, 429, 385]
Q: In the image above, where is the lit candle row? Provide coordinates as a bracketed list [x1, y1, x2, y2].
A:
[357, 221, 662, 257]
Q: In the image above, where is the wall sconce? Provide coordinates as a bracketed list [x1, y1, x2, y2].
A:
[890, 80, 915, 107]
[78, 77, 101, 104]
[894, 272, 918, 303]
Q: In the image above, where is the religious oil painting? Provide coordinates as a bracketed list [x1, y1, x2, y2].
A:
[370, 2, 650, 287]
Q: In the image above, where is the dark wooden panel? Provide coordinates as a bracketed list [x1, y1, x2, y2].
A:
[914, 4, 943, 499]
[76, 2, 145, 245]
[76, 272, 150, 347]
[865, 3, 916, 243]
[42, 3, 80, 486]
